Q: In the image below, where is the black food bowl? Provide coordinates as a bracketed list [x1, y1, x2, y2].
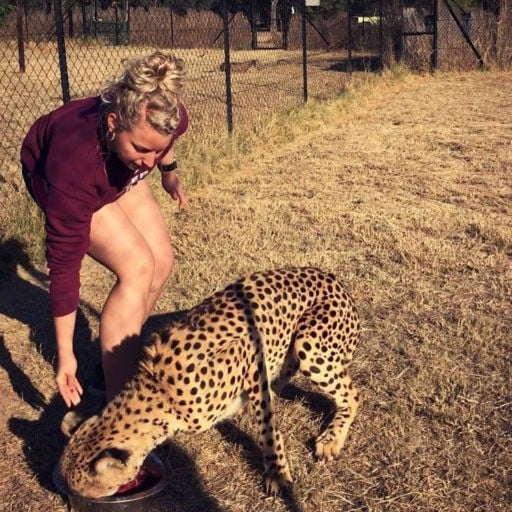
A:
[53, 453, 170, 512]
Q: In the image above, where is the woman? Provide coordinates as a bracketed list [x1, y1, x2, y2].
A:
[21, 51, 189, 407]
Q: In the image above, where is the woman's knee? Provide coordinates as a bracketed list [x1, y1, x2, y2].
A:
[151, 241, 174, 291]
[118, 246, 156, 295]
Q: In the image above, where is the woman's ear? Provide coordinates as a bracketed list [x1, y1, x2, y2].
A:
[106, 112, 118, 133]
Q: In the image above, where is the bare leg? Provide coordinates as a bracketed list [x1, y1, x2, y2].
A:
[115, 181, 174, 319]
[88, 181, 173, 400]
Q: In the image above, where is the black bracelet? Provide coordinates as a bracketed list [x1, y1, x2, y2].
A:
[158, 160, 178, 173]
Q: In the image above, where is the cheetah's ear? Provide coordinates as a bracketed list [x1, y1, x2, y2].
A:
[94, 448, 132, 475]
[61, 411, 97, 438]
[61, 411, 85, 437]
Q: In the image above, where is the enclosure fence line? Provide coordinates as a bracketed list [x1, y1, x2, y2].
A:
[1, 0, 510, 187]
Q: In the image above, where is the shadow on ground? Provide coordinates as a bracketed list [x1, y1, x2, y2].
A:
[216, 419, 305, 512]
[1, 238, 315, 511]
[150, 442, 226, 512]
[327, 55, 382, 73]
[0, 238, 96, 499]
[212, 381, 337, 512]
[0, 237, 97, 388]
[0, 237, 224, 511]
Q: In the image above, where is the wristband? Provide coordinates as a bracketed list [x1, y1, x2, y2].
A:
[157, 160, 178, 173]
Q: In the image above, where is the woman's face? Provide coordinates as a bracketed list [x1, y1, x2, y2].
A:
[107, 110, 172, 172]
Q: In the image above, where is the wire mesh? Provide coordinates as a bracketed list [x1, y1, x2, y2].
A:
[399, 0, 511, 71]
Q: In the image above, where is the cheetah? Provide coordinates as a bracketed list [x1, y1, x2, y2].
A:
[60, 267, 361, 498]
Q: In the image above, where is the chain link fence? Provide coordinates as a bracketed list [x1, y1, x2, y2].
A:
[1, 0, 511, 219]
[400, 0, 511, 71]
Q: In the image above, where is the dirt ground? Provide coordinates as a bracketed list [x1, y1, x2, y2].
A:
[0, 70, 511, 512]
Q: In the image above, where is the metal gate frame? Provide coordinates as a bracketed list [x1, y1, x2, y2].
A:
[441, 0, 483, 68]
[401, 0, 484, 70]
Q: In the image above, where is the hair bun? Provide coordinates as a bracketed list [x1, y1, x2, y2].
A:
[100, 51, 186, 135]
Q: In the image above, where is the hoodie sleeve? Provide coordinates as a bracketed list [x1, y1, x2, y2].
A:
[38, 108, 103, 317]
[44, 183, 93, 317]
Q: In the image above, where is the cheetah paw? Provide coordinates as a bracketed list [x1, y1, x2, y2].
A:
[264, 473, 293, 497]
[315, 431, 344, 462]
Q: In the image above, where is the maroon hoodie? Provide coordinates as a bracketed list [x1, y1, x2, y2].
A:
[21, 96, 188, 317]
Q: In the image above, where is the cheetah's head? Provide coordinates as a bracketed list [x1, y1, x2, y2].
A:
[59, 411, 147, 498]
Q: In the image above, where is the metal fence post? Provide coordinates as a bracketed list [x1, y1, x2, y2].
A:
[432, 0, 439, 69]
[250, 0, 257, 50]
[301, 0, 307, 102]
[347, 0, 353, 74]
[16, 0, 25, 73]
[398, 0, 404, 63]
[379, 0, 384, 71]
[222, 0, 233, 133]
[170, 6, 175, 47]
[54, 0, 71, 103]
[281, 0, 288, 50]
[80, 0, 88, 37]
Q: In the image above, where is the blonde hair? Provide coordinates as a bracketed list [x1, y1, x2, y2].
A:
[100, 51, 185, 135]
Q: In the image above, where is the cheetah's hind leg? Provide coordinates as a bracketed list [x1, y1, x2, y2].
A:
[293, 306, 360, 462]
[312, 367, 359, 461]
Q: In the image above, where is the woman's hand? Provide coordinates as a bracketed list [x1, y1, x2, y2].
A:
[56, 352, 83, 407]
[161, 171, 189, 210]
[54, 312, 82, 407]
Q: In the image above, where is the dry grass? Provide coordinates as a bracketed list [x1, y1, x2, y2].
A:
[0, 70, 511, 512]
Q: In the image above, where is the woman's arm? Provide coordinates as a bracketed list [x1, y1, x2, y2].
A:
[54, 311, 83, 407]
[158, 147, 189, 210]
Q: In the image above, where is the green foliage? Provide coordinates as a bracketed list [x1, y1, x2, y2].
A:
[0, 0, 14, 28]
[308, 0, 346, 19]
